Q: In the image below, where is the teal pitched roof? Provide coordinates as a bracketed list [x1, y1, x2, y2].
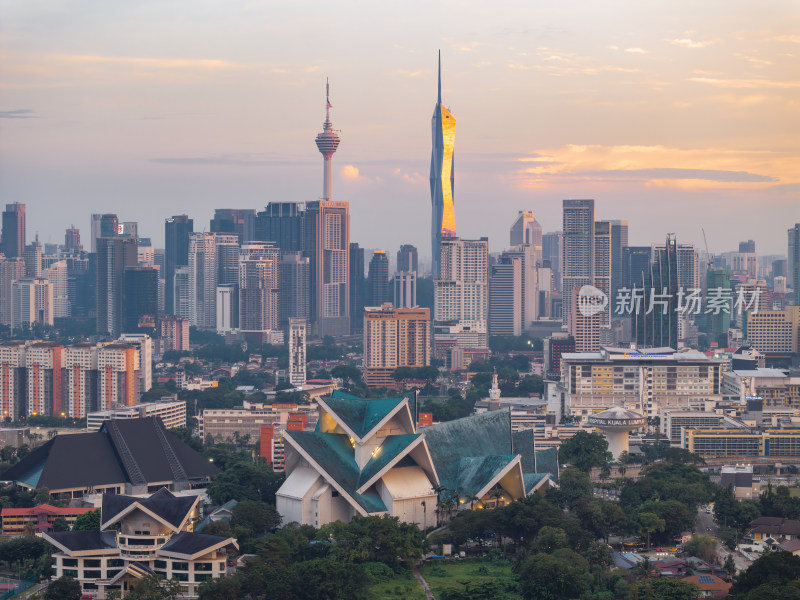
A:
[456, 455, 519, 498]
[284, 430, 387, 514]
[357, 434, 421, 489]
[323, 391, 408, 439]
[423, 410, 514, 494]
[512, 429, 536, 474]
[535, 447, 559, 480]
[523, 472, 550, 494]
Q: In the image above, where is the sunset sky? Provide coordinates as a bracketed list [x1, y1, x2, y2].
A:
[2, 0, 799, 261]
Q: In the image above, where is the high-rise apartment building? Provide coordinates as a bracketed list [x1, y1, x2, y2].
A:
[430, 53, 456, 280]
[63, 343, 99, 418]
[210, 209, 255, 244]
[23, 238, 42, 278]
[489, 254, 522, 336]
[288, 318, 307, 387]
[397, 244, 418, 274]
[117, 334, 153, 396]
[368, 251, 390, 306]
[349, 243, 365, 335]
[568, 287, 601, 352]
[12, 278, 53, 330]
[97, 343, 139, 410]
[164, 215, 193, 314]
[790, 224, 800, 306]
[188, 233, 218, 329]
[1, 203, 26, 259]
[0, 341, 27, 421]
[393, 272, 417, 309]
[215, 234, 239, 287]
[239, 243, 280, 333]
[279, 252, 310, 328]
[509, 211, 543, 264]
[363, 305, 431, 388]
[0, 257, 26, 326]
[173, 266, 191, 321]
[304, 201, 350, 337]
[44, 260, 70, 318]
[25, 342, 63, 417]
[158, 315, 190, 353]
[64, 226, 81, 252]
[96, 237, 138, 338]
[561, 200, 594, 324]
[434, 237, 489, 352]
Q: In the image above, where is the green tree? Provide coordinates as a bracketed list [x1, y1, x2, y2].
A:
[532, 526, 568, 554]
[72, 509, 100, 531]
[637, 512, 665, 550]
[127, 573, 183, 600]
[548, 467, 592, 508]
[51, 516, 70, 532]
[684, 534, 718, 563]
[231, 500, 281, 539]
[731, 551, 800, 596]
[292, 558, 370, 600]
[197, 575, 240, 600]
[518, 548, 591, 600]
[557, 431, 612, 471]
[44, 576, 82, 600]
[638, 578, 697, 600]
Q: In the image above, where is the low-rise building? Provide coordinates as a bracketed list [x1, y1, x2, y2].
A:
[2, 504, 95, 535]
[86, 398, 186, 432]
[685, 428, 800, 459]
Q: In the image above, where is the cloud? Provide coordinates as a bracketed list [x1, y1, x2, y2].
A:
[669, 38, 713, 49]
[152, 153, 309, 166]
[767, 35, 800, 44]
[625, 47, 648, 54]
[0, 109, 37, 119]
[689, 77, 800, 89]
[514, 144, 795, 190]
[55, 54, 243, 70]
[342, 164, 361, 180]
[394, 69, 423, 78]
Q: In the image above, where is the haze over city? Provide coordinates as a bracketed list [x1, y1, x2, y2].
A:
[2, 0, 799, 257]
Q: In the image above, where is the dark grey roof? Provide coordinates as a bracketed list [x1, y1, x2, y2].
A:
[3, 417, 218, 492]
[159, 531, 231, 556]
[102, 488, 196, 529]
[45, 530, 117, 552]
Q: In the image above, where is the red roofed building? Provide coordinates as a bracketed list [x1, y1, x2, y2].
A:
[680, 574, 732, 597]
[2, 504, 95, 535]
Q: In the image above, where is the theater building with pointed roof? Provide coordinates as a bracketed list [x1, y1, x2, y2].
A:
[41, 488, 237, 599]
[276, 390, 556, 529]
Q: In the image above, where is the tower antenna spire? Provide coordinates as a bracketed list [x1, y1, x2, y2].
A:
[316, 77, 340, 201]
[437, 49, 442, 104]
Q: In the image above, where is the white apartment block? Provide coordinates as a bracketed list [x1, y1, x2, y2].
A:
[44, 260, 70, 318]
[117, 334, 153, 395]
[12, 278, 53, 330]
[64, 343, 99, 418]
[288, 318, 307, 386]
[86, 398, 186, 432]
[188, 233, 218, 328]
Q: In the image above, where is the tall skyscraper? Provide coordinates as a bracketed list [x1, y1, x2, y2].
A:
[164, 215, 193, 315]
[542, 231, 562, 289]
[397, 244, 419, 274]
[430, 52, 456, 280]
[215, 234, 240, 287]
[739, 240, 756, 253]
[790, 224, 800, 306]
[502, 244, 537, 329]
[0, 257, 26, 326]
[238, 242, 280, 333]
[1, 203, 26, 259]
[44, 260, 70, 318]
[12, 278, 53, 330]
[593, 221, 612, 327]
[23, 238, 42, 278]
[635, 235, 679, 349]
[64, 226, 81, 252]
[393, 271, 417, 309]
[187, 233, 218, 329]
[210, 209, 256, 244]
[254, 202, 304, 252]
[510, 211, 543, 263]
[96, 237, 138, 337]
[123, 266, 158, 333]
[489, 254, 522, 336]
[607, 220, 628, 306]
[652, 242, 699, 291]
[288, 318, 307, 387]
[100, 214, 119, 239]
[623, 246, 651, 291]
[349, 243, 365, 335]
[368, 251, 390, 306]
[304, 201, 350, 337]
[26, 342, 64, 417]
[363, 306, 430, 389]
[562, 199, 595, 324]
[315, 80, 340, 201]
[279, 252, 311, 328]
[89, 214, 102, 253]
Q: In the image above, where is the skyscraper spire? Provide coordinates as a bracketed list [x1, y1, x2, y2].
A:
[315, 78, 340, 201]
[437, 49, 442, 105]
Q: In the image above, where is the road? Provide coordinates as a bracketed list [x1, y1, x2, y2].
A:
[695, 507, 751, 573]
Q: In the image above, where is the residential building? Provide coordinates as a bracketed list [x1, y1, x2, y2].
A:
[363, 305, 431, 388]
[24, 238, 42, 277]
[12, 277, 53, 330]
[187, 233, 217, 329]
[97, 344, 139, 410]
[158, 315, 190, 353]
[64, 226, 81, 252]
[349, 243, 365, 334]
[117, 334, 153, 396]
[279, 252, 310, 327]
[26, 342, 64, 417]
[97, 237, 138, 338]
[561, 199, 594, 325]
[568, 287, 601, 352]
[489, 254, 522, 336]
[64, 343, 99, 418]
[44, 260, 70, 318]
[215, 286, 236, 333]
[238, 243, 280, 333]
[0, 341, 28, 421]
[288, 318, 307, 387]
[0, 257, 26, 326]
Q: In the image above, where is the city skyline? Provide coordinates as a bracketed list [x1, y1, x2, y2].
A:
[1, 2, 799, 256]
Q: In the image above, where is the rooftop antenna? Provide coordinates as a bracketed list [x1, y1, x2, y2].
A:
[437, 49, 442, 105]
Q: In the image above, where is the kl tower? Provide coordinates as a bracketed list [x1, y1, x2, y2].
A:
[315, 79, 341, 200]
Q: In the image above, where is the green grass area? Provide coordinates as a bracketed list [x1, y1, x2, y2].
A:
[788, 487, 800, 498]
[421, 558, 521, 600]
[366, 569, 426, 600]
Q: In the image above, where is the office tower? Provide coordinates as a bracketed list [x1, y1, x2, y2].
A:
[97, 343, 139, 409]
[64, 343, 99, 417]
[123, 266, 158, 333]
[0, 341, 27, 420]
[210, 209, 256, 244]
[44, 260, 70, 318]
[623, 246, 652, 291]
[173, 266, 191, 320]
[187, 233, 218, 328]
[542, 231, 562, 289]
[254, 202, 304, 252]
[652, 242, 699, 291]
[66, 253, 95, 319]
[96, 237, 138, 337]
[505, 243, 538, 328]
[26, 342, 64, 417]
[288, 318, 307, 386]
[119, 222, 138, 239]
[23, 238, 42, 277]
[12, 278, 53, 330]
[593, 221, 612, 327]
[489, 254, 522, 336]
[216, 285, 235, 333]
[315, 80, 341, 200]
[739, 240, 756, 253]
[705, 267, 732, 345]
[158, 315, 190, 353]
[509, 211, 543, 264]
[349, 243, 365, 334]
[89, 214, 102, 253]
[434, 237, 489, 352]
[304, 201, 350, 337]
[118, 333, 153, 395]
[430, 52, 456, 280]
[164, 215, 193, 314]
[397, 244, 419, 274]
[216, 234, 240, 286]
[238, 242, 280, 333]
[363, 306, 431, 388]
[137, 242, 154, 267]
[100, 214, 119, 238]
[635, 235, 679, 349]
[562, 199, 595, 324]
[608, 220, 628, 305]
[368, 251, 390, 306]
[394, 271, 417, 309]
[790, 224, 800, 305]
[0, 257, 26, 326]
[1, 203, 26, 258]
[537, 265, 553, 319]
[64, 226, 81, 252]
[568, 287, 601, 352]
[279, 252, 310, 327]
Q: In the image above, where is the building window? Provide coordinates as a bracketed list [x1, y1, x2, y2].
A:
[194, 563, 213, 572]
[63, 559, 78, 568]
[108, 559, 125, 568]
[154, 560, 167, 569]
[173, 573, 189, 582]
[63, 569, 78, 578]
[172, 562, 189, 571]
[84, 559, 101, 568]
[83, 570, 102, 579]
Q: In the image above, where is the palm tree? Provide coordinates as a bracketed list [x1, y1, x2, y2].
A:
[465, 494, 479, 510]
[488, 486, 505, 508]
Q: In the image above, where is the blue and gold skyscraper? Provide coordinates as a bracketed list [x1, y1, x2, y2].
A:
[430, 52, 456, 279]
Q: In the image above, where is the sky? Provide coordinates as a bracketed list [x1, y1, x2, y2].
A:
[2, 0, 799, 262]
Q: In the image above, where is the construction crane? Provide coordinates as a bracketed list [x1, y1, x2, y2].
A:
[702, 228, 714, 269]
